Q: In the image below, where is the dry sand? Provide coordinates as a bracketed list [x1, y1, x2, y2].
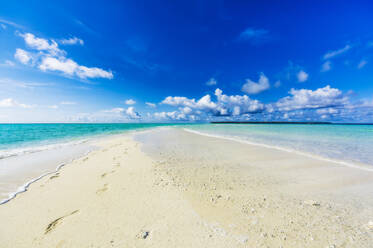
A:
[0, 127, 372, 247]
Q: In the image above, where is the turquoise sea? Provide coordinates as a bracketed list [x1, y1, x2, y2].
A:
[1, 123, 373, 167]
[184, 124, 373, 168]
[0, 123, 175, 159]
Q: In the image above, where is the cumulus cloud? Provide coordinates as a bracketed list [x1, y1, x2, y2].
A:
[20, 33, 63, 56]
[15, 32, 113, 79]
[160, 88, 265, 120]
[59, 37, 84, 45]
[321, 61, 331, 72]
[296, 70, 308, 82]
[126, 106, 141, 119]
[0, 98, 33, 108]
[39, 57, 77, 75]
[153, 111, 192, 121]
[14, 48, 32, 64]
[241, 73, 270, 94]
[206, 77, 217, 86]
[215, 88, 264, 114]
[146, 102, 156, 108]
[37, 56, 113, 79]
[125, 99, 136, 105]
[275, 85, 348, 111]
[323, 45, 351, 60]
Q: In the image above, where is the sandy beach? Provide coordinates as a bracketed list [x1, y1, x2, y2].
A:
[1, 127, 373, 247]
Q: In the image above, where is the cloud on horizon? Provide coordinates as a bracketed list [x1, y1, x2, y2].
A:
[155, 85, 364, 122]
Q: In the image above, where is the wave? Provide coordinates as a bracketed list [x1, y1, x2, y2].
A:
[0, 149, 92, 205]
[183, 128, 373, 172]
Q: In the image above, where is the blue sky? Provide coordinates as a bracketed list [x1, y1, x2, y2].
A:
[0, 0, 373, 123]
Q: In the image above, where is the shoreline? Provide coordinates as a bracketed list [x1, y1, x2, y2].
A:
[0, 127, 372, 247]
[183, 128, 373, 172]
[0, 127, 169, 205]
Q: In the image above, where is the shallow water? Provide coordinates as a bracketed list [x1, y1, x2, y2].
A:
[182, 124, 373, 167]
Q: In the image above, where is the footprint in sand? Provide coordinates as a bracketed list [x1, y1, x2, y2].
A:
[45, 210, 79, 234]
[50, 173, 60, 180]
[96, 184, 108, 195]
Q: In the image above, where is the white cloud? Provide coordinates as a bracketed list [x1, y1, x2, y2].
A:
[0, 98, 15, 107]
[0, 98, 33, 108]
[126, 106, 141, 119]
[153, 111, 195, 121]
[0, 78, 53, 89]
[206, 78, 217, 86]
[275, 85, 348, 111]
[104, 107, 125, 114]
[357, 60, 367, 69]
[0, 60, 15, 67]
[241, 73, 270, 94]
[146, 102, 156, 108]
[321, 61, 331, 72]
[0, 18, 24, 29]
[296, 70, 308, 82]
[5, 60, 15, 66]
[38, 56, 113, 79]
[48, 105, 58, 109]
[76, 65, 113, 79]
[161, 94, 217, 111]
[20, 33, 63, 56]
[39, 56, 77, 75]
[125, 99, 136, 105]
[60, 101, 76, 105]
[316, 108, 338, 115]
[215, 88, 264, 114]
[59, 37, 84, 45]
[274, 81, 281, 88]
[323, 45, 351, 60]
[14, 49, 32, 64]
[15, 32, 113, 80]
[161, 88, 265, 119]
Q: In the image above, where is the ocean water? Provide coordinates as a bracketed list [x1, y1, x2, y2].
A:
[183, 124, 373, 169]
[0, 123, 176, 159]
[0, 123, 175, 203]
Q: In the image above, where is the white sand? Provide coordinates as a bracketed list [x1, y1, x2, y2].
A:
[0, 128, 372, 247]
